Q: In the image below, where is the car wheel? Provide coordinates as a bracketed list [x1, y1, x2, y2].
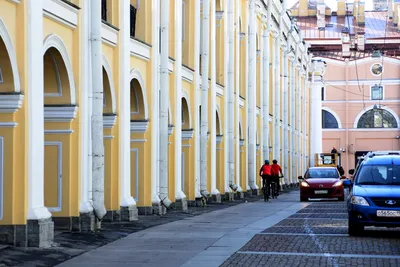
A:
[300, 197, 308, 202]
[339, 196, 345, 201]
[348, 220, 364, 236]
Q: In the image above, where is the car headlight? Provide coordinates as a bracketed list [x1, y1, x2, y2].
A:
[333, 181, 343, 187]
[300, 181, 309, 187]
[351, 196, 370, 206]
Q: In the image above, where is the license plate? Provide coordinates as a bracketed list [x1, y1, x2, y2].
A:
[314, 190, 328, 194]
[377, 210, 400, 217]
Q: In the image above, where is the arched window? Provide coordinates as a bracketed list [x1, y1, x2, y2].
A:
[322, 110, 338, 128]
[357, 109, 398, 128]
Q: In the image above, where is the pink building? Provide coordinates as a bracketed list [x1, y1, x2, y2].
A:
[291, 0, 400, 173]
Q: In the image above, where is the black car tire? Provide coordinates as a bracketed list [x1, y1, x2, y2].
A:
[300, 197, 308, 202]
[339, 196, 345, 201]
[348, 220, 364, 236]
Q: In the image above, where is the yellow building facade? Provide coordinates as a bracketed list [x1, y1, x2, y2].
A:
[0, 0, 319, 247]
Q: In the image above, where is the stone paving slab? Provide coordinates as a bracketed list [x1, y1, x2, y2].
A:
[277, 218, 347, 227]
[220, 253, 400, 267]
[289, 213, 348, 219]
[298, 208, 346, 214]
[262, 226, 349, 234]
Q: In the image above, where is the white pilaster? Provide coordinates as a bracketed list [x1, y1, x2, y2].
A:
[175, 0, 186, 200]
[296, 62, 301, 179]
[151, 0, 161, 204]
[79, 0, 93, 214]
[119, 0, 136, 207]
[309, 60, 325, 166]
[273, 32, 281, 164]
[235, 0, 242, 192]
[210, 0, 220, 196]
[282, 42, 289, 185]
[289, 56, 295, 185]
[244, 3, 250, 191]
[27, 0, 52, 221]
[248, 0, 257, 190]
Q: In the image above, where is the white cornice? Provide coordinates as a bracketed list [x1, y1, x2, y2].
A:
[103, 115, 117, 129]
[130, 120, 149, 133]
[101, 22, 118, 47]
[216, 84, 224, 97]
[130, 38, 151, 61]
[43, 0, 78, 29]
[168, 125, 174, 136]
[44, 106, 78, 122]
[182, 65, 194, 82]
[182, 129, 194, 140]
[216, 135, 223, 144]
[0, 122, 17, 128]
[0, 94, 24, 113]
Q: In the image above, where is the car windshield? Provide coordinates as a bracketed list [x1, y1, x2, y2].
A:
[305, 169, 339, 179]
[356, 165, 400, 185]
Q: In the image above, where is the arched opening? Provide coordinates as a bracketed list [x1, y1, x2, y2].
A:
[322, 110, 339, 129]
[357, 109, 398, 128]
[43, 47, 71, 104]
[216, 110, 221, 135]
[182, 97, 191, 129]
[103, 67, 113, 114]
[0, 36, 14, 92]
[130, 79, 146, 120]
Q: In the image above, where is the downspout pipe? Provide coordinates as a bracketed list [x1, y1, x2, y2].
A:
[90, 0, 107, 220]
[159, 0, 172, 208]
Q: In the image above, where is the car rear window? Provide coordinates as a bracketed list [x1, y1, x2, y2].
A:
[305, 169, 339, 179]
[356, 165, 400, 185]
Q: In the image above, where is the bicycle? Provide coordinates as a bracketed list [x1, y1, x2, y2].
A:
[270, 175, 283, 199]
[262, 177, 270, 202]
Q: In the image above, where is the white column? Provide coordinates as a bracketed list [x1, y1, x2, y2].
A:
[273, 33, 281, 164]
[235, 0, 242, 191]
[27, 0, 52, 221]
[296, 63, 301, 178]
[200, 0, 210, 196]
[194, 0, 202, 198]
[303, 58, 309, 171]
[79, 0, 93, 214]
[119, 0, 136, 208]
[309, 60, 325, 166]
[289, 56, 295, 185]
[175, 0, 186, 201]
[248, 0, 257, 191]
[227, 0, 235, 190]
[159, 0, 172, 207]
[151, 0, 161, 204]
[210, 0, 220, 196]
[244, 4, 250, 191]
[282, 43, 289, 185]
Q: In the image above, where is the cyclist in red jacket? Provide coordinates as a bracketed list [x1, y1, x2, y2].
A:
[259, 160, 272, 199]
[271, 159, 283, 195]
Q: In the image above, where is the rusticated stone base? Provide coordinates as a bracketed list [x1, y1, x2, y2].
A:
[234, 191, 244, 200]
[52, 212, 95, 232]
[121, 206, 138, 221]
[152, 203, 167, 215]
[224, 192, 235, 202]
[137, 206, 153, 215]
[171, 199, 188, 210]
[103, 210, 121, 222]
[251, 189, 258, 196]
[0, 218, 54, 247]
[211, 194, 222, 203]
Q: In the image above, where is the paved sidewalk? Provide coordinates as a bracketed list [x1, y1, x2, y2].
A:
[57, 191, 306, 267]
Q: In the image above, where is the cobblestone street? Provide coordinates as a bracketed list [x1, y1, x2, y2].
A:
[221, 198, 400, 267]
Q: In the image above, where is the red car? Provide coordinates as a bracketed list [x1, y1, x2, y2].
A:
[298, 167, 346, 202]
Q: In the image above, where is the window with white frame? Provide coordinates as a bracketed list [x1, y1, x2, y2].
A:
[371, 84, 383, 100]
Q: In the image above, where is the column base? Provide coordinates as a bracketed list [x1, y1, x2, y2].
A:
[103, 210, 121, 222]
[53, 212, 95, 232]
[187, 198, 204, 207]
[152, 203, 167, 215]
[120, 205, 138, 221]
[210, 194, 221, 203]
[171, 198, 188, 210]
[223, 192, 235, 202]
[137, 206, 153, 215]
[0, 224, 28, 247]
[234, 191, 244, 200]
[251, 189, 258, 196]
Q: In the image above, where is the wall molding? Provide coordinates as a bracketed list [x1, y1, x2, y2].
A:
[45, 141, 63, 212]
[103, 114, 117, 129]
[101, 22, 118, 47]
[44, 129, 74, 134]
[44, 106, 78, 122]
[182, 129, 194, 140]
[43, 0, 79, 29]
[0, 93, 24, 113]
[130, 38, 151, 61]
[0, 122, 17, 128]
[130, 120, 149, 133]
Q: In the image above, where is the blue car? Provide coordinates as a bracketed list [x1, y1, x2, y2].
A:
[345, 154, 400, 236]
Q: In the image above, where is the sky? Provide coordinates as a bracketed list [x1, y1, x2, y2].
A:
[287, 0, 376, 11]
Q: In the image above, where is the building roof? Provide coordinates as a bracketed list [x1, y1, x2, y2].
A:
[295, 11, 400, 40]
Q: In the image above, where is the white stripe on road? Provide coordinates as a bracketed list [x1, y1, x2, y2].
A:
[237, 251, 400, 259]
[258, 233, 348, 237]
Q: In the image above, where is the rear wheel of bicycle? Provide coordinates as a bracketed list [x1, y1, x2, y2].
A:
[263, 186, 268, 202]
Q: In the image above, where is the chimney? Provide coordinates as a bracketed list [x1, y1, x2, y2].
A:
[299, 0, 309, 17]
[394, 1, 400, 26]
[316, 0, 326, 29]
[357, 1, 365, 26]
[337, 0, 346, 16]
[388, 0, 394, 19]
[357, 31, 365, 51]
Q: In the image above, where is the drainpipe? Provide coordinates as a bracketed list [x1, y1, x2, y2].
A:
[227, 0, 236, 190]
[90, 0, 106, 220]
[248, 0, 258, 191]
[262, 0, 273, 164]
[235, 0, 242, 192]
[200, 0, 211, 197]
[159, 0, 172, 208]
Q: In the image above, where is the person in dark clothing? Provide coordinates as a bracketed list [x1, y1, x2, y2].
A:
[331, 147, 338, 153]
[337, 165, 345, 176]
[331, 147, 338, 164]
[271, 159, 283, 194]
[259, 160, 272, 199]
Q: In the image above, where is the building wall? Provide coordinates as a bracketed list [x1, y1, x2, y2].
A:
[0, 0, 313, 239]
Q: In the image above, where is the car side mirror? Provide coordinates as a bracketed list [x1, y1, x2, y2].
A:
[349, 169, 355, 175]
[343, 179, 352, 187]
[298, 176, 303, 180]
